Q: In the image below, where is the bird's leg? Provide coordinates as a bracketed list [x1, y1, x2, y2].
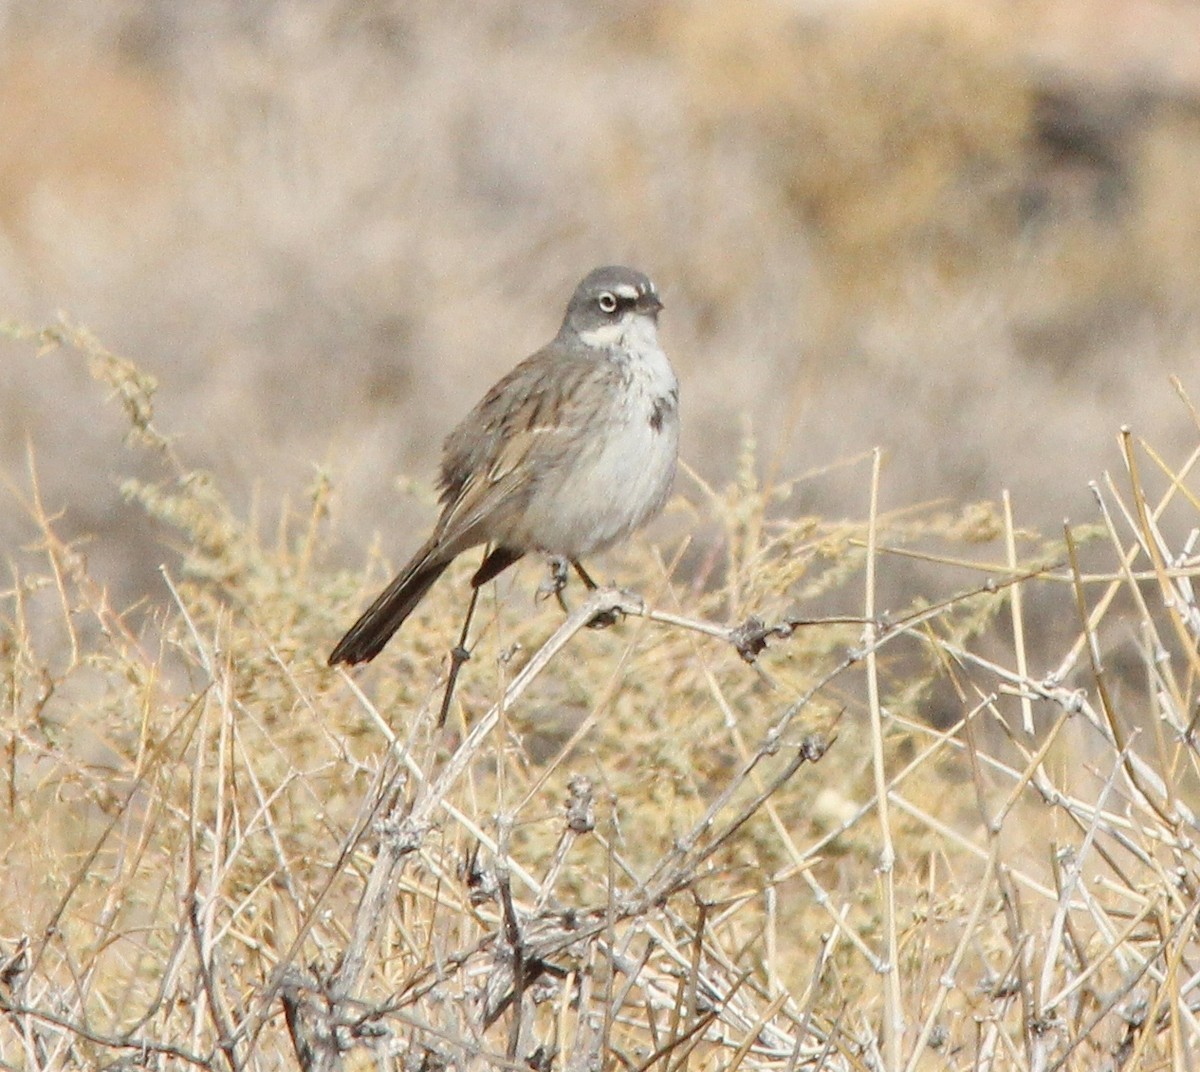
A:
[571, 559, 623, 629]
[537, 556, 573, 613]
[572, 561, 598, 589]
[439, 581, 481, 728]
[539, 557, 622, 628]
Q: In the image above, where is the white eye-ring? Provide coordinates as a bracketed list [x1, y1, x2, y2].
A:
[597, 291, 618, 313]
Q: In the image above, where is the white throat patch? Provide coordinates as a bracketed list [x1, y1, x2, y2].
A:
[578, 313, 660, 354]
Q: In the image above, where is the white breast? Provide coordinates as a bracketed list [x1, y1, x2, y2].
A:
[531, 315, 679, 558]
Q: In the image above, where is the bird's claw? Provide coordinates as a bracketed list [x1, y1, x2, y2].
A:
[587, 587, 641, 629]
[586, 607, 623, 629]
[537, 557, 572, 612]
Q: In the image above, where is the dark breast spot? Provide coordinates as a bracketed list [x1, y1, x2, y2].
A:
[649, 392, 675, 433]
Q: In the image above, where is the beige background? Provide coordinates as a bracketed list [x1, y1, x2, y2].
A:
[3, 0, 1199, 606]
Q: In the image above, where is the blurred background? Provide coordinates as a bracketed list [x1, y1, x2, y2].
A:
[2, 0, 1199, 607]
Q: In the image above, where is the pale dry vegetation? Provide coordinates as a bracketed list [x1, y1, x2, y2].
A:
[3, 321, 1200, 1070]
[2, 0, 1200, 601]
[4, 1, 1200, 1069]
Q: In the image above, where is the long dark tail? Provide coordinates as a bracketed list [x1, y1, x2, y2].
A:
[328, 551, 451, 666]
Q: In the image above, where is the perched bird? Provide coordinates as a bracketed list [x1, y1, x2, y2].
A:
[329, 265, 679, 666]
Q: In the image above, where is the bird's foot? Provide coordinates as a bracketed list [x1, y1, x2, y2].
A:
[572, 560, 610, 625]
[586, 607, 622, 629]
[539, 559, 633, 627]
[587, 586, 643, 629]
[537, 557, 572, 613]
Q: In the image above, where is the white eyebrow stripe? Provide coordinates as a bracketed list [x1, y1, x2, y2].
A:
[613, 283, 640, 300]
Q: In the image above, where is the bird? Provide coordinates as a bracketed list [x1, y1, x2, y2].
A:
[328, 265, 679, 666]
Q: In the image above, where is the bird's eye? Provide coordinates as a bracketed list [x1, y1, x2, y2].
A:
[597, 292, 618, 314]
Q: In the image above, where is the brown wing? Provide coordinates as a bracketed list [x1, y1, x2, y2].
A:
[431, 345, 617, 553]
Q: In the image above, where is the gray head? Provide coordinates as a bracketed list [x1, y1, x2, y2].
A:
[559, 265, 663, 345]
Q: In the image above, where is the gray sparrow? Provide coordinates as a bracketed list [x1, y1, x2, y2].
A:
[329, 265, 679, 666]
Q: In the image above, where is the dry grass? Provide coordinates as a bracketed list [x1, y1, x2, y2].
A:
[4, 325, 1200, 1070]
[2, 0, 1200, 612]
[4, 3, 1200, 1067]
